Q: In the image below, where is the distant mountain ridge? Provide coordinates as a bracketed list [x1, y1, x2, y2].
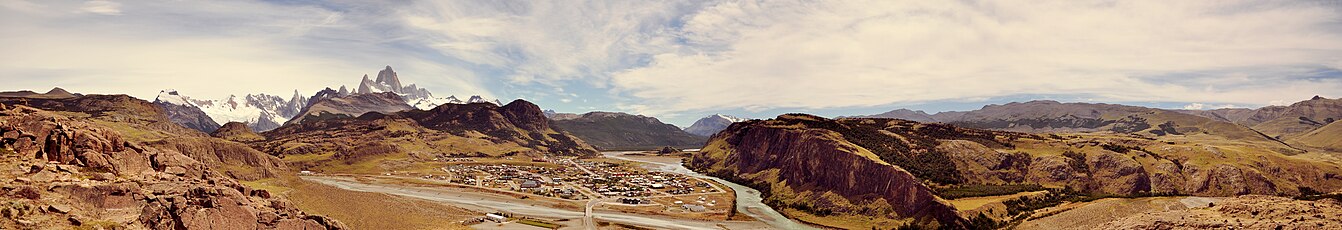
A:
[152, 89, 306, 132]
[148, 65, 503, 132]
[1177, 96, 1342, 140]
[284, 89, 414, 126]
[550, 111, 707, 150]
[855, 100, 1284, 145]
[683, 114, 748, 136]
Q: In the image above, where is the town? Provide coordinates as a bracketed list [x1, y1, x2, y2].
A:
[382, 156, 735, 219]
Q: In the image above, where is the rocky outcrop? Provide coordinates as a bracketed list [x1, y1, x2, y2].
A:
[0, 105, 344, 229]
[690, 114, 967, 228]
[212, 122, 265, 143]
[145, 137, 287, 180]
[0, 93, 208, 141]
[551, 111, 707, 150]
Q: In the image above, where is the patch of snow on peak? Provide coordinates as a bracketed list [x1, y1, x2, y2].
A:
[153, 89, 192, 106]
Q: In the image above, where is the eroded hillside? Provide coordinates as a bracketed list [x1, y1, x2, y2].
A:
[0, 105, 345, 229]
[691, 114, 1342, 229]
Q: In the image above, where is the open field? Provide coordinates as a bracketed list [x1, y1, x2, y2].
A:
[1015, 196, 1221, 230]
[949, 191, 1048, 211]
[243, 176, 480, 230]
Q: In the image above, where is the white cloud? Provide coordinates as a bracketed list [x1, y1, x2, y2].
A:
[396, 1, 695, 87]
[2, 0, 1339, 118]
[0, 1, 495, 100]
[1183, 103, 1207, 110]
[607, 0, 1342, 116]
[79, 0, 119, 15]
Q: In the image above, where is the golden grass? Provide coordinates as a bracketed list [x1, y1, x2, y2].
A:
[89, 120, 171, 143]
[255, 176, 478, 230]
[781, 208, 908, 230]
[948, 191, 1047, 211]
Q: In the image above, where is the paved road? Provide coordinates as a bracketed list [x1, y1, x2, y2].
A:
[583, 198, 603, 230]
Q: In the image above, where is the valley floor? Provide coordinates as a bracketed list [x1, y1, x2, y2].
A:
[301, 175, 773, 230]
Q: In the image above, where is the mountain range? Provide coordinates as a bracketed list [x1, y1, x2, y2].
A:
[151, 66, 500, 132]
[153, 89, 307, 132]
[4, 85, 1340, 230]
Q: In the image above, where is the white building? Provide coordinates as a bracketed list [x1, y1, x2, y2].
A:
[485, 213, 506, 223]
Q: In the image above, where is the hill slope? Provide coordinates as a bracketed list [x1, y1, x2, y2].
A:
[1292, 121, 1342, 152]
[0, 90, 290, 180]
[692, 114, 1342, 229]
[551, 112, 707, 150]
[1181, 96, 1342, 140]
[259, 99, 597, 173]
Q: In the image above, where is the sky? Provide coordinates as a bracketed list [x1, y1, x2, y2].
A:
[2, 0, 1341, 127]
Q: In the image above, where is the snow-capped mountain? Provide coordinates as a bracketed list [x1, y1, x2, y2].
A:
[347, 65, 496, 110]
[684, 114, 748, 136]
[152, 90, 221, 133]
[153, 89, 308, 132]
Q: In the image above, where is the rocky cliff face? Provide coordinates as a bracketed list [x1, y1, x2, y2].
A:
[689, 114, 967, 228]
[0, 105, 345, 229]
[551, 112, 707, 150]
